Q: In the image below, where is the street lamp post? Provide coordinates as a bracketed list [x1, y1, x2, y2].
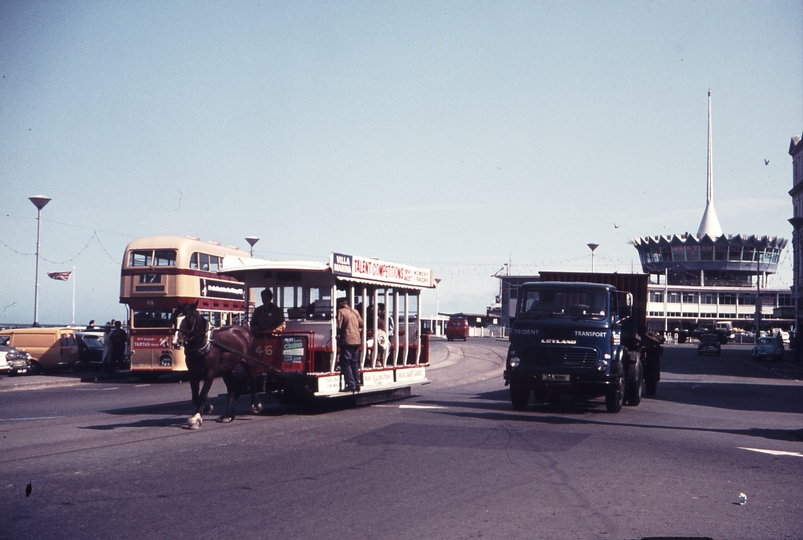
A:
[245, 236, 260, 257]
[587, 243, 599, 273]
[29, 195, 51, 327]
[434, 278, 442, 336]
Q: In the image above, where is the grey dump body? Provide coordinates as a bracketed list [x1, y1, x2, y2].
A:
[504, 272, 663, 413]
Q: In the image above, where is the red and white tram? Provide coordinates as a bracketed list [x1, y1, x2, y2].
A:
[220, 252, 435, 400]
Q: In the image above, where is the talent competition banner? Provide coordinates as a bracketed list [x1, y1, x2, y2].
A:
[330, 252, 433, 288]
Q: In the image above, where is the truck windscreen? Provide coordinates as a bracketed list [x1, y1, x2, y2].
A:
[519, 288, 608, 321]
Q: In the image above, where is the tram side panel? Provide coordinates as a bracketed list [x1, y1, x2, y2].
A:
[252, 322, 429, 398]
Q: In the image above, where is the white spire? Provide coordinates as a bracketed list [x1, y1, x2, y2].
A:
[697, 89, 723, 239]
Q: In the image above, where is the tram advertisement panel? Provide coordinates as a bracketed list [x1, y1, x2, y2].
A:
[330, 252, 433, 288]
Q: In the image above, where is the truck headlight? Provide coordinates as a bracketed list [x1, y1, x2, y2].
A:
[595, 356, 609, 371]
[509, 356, 521, 368]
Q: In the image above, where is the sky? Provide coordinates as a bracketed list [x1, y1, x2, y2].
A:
[1, 0, 802, 326]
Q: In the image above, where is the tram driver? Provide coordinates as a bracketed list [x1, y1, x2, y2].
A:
[250, 289, 286, 335]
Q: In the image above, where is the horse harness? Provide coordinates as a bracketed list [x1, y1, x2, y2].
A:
[175, 310, 277, 371]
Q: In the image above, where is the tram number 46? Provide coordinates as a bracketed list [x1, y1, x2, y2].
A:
[256, 345, 274, 356]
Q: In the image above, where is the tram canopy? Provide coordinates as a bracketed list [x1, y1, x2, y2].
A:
[220, 252, 435, 290]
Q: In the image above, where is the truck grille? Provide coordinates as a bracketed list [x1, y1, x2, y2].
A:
[521, 347, 598, 368]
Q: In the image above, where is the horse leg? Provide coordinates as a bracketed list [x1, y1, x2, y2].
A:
[245, 366, 262, 414]
[189, 375, 215, 430]
[219, 371, 238, 423]
[188, 375, 204, 429]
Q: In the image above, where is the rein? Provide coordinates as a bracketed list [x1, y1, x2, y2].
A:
[173, 306, 277, 370]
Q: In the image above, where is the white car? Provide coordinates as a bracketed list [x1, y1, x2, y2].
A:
[0, 344, 32, 376]
[751, 336, 784, 362]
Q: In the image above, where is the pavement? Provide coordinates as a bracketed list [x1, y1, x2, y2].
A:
[0, 369, 153, 392]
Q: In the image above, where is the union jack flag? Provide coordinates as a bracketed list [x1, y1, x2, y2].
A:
[47, 271, 72, 281]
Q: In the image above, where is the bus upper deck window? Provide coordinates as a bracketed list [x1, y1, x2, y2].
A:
[189, 253, 199, 269]
[154, 250, 176, 267]
[130, 251, 152, 267]
[209, 256, 219, 272]
[199, 253, 210, 271]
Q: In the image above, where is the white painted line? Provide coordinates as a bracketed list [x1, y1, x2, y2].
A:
[739, 447, 803, 458]
[398, 404, 447, 410]
[1, 416, 65, 421]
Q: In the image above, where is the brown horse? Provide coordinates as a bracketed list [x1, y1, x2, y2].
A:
[171, 302, 264, 429]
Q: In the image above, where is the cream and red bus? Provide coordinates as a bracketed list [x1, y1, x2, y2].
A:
[120, 236, 248, 379]
[220, 252, 435, 400]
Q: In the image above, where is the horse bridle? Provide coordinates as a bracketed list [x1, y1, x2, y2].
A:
[173, 310, 212, 355]
[173, 311, 198, 348]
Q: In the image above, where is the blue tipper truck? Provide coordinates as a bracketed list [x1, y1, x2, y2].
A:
[503, 272, 663, 412]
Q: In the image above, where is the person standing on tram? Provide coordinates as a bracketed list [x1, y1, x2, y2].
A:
[250, 289, 286, 335]
[337, 297, 364, 392]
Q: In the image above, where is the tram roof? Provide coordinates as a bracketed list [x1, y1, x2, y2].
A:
[220, 254, 435, 290]
[220, 256, 330, 274]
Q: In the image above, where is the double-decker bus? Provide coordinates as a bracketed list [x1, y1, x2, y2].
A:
[220, 252, 435, 400]
[120, 236, 248, 379]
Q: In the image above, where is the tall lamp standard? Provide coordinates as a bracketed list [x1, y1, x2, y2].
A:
[788, 217, 803, 362]
[587, 243, 599, 273]
[245, 236, 259, 257]
[434, 278, 442, 336]
[29, 195, 51, 327]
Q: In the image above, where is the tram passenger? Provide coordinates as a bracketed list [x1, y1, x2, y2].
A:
[337, 298, 364, 392]
[250, 289, 286, 335]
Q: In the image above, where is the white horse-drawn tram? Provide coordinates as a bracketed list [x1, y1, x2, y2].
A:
[219, 252, 435, 403]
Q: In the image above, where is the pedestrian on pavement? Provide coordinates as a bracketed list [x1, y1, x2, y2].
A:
[102, 320, 114, 372]
[109, 321, 127, 372]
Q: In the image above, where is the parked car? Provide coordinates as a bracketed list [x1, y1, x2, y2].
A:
[0, 341, 32, 376]
[445, 318, 469, 341]
[698, 333, 721, 356]
[0, 327, 80, 373]
[74, 331, 106, 371]
[751, 336, 784, 361]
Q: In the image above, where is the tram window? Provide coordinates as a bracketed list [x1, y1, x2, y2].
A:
[189, 253, 198, 269]
[209, 256, 220, 272]
[130, 251, 152, 267]
[154, 250, 177, 266]
[199, 253, 210, 271]
[133, 309, 173, 328]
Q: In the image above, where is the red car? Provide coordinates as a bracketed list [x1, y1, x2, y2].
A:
[445, 318, 469, 341]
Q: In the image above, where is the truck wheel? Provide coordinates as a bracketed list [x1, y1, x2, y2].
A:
[605, 375, 624, 413]
[625, 362, 643, 406]
[510, 383, 530, 410]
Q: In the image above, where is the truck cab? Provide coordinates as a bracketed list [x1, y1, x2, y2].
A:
[504, 281, 645, 413]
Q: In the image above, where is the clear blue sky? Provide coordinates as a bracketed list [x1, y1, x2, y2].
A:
[1, 0, 802, 325]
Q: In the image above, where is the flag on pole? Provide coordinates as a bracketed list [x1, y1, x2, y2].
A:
[47, 271, 72, 281]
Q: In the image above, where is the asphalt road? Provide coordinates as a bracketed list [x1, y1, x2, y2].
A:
[1, 339, 802, 540]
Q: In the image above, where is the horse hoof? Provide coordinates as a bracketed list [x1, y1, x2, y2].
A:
[188, 421, 201, 430]
[251, 402, 263, 414]
[203, 404, 214, 414]
[219, 416, 234, 423]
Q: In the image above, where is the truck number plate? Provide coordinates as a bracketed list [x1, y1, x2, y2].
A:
[543, 373, 570, 382]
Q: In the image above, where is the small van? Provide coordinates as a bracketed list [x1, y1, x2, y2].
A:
[445, 318, 469, 341]
[0, 327, 80, 374]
